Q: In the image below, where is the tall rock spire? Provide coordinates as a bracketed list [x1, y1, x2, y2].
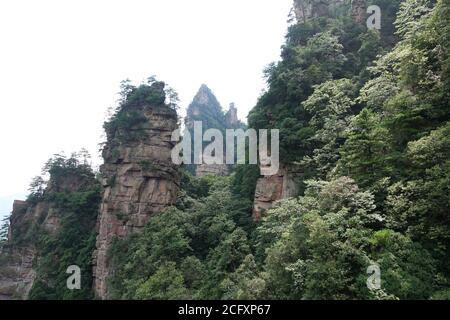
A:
[185, 84, 225, 131]
[93, 81, 180, 299]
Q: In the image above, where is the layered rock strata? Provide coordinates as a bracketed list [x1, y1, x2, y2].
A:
[93, 84, 180, 299]
[252, 166, 301, 221]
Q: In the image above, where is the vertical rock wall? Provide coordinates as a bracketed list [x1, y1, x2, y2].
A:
[93, 92, 180, 299]
[0, 201, 36, 300]
[293, 0, 347, 22]
[252, 166, 300, 221]
[0, 172, 94, 300]
[351, 0, 367, 23]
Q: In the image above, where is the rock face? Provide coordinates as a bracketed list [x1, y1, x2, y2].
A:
[0, 172, 97, 300]
[196, 160, 230, 177]
[0, 246, 36, 300]
[0, 201, 37, 300]
[351, 0, 367, 23]
[252, 166, 300, 221]
[225, 103, 238, 126]
[293, 0, 346, 22]
[93, 83, 180, 299]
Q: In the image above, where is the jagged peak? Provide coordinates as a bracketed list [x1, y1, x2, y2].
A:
[191, 84, 219, 105]
[187, 84, 223, 121]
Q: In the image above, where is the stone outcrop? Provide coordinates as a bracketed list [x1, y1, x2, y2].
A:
[0, 201, 61, 300]
[0, 172, 97, 300]
[225, 103, 238, 126]
[351, 0, 367, 23]
[292, 0, 368, 24]
[293, 0, 346, 22]
[196, 161, 229, 177]
[0, 246, 36, 300]
[0, 200, 37, 300]
[93, 83, 180, 299]
[252, 166, 301, 221]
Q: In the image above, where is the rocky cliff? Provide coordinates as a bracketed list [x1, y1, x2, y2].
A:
[93, 81, 180, 299]
[0, 166, 98, 300]
[0, 201, 36, 300]
[351, 0, 367, 23]
[252, 166, 301, 221]
[293, 0, 368, 23]
[293, 0, 346, 22]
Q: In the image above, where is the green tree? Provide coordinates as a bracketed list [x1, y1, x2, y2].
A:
[134, 262, 188, 300]
[27, 176, 46, 203]
[302, 79, 358, 177]
[339, 108, 391, 188]
[0, 216, 9, 248]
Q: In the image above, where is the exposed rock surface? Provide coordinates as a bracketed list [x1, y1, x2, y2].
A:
[93, 84, 180, 299]
[351, 0, 367, 23]
[0, 200, 37, 300]
[0, 172, 97, 300]
[0, 246, 36, 300]
[225, 103, 238, 126]
[293, 0, 346, 22]
[196, 162, 229, 177]
[252, 166, 300, 221]
[0, 200, 60, 300]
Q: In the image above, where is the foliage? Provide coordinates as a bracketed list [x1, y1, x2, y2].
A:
[0, 216, 9, 248]
[231, 164, 260, 201]
[255, 178, 437, 299]
[338, 108, 392, 188]
[108, 175, 255, 299]
[13, 152, 102, 300]
[104, 77, 179, 144]
[302, 78, 358, 177]
[27, 176, 46, 203]
[236, 0, 449, 299]
[6, 0, 450, 301]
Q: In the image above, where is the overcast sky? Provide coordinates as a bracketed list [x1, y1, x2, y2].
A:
[0, 0, 292, 218]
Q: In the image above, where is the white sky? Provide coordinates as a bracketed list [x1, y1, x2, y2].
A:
[0, 0, 292, 215]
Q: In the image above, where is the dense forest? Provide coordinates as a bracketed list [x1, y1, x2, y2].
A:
[105, 0, 450, 300]
[1, 0, 449, 300]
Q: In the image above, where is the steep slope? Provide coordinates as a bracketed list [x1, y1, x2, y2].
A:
[250, 0, 403, 219]
[242, 0, 450, 299]
[93, 80, 180, 299]
[0, 155, 100, 300]
[0, 201, 36, 300]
